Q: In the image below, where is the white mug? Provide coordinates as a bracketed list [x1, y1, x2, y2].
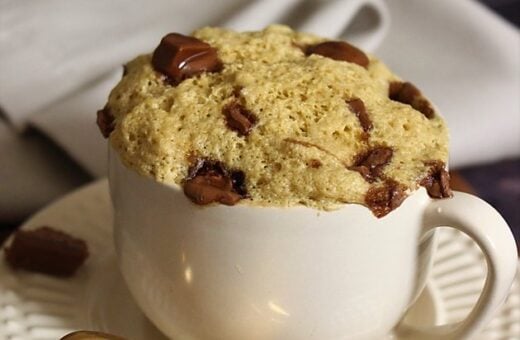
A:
[224, 0, 390, 52]
[109, 149, 517, 340]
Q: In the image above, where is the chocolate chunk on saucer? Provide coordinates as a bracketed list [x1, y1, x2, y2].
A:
[5, 226, 89, 277]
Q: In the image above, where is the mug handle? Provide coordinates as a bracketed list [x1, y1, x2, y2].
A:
[298, 0, 391, 52]
[396, 191, 518, 340]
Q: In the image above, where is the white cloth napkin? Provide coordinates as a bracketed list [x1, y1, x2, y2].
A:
[0, 121, 91, 223]
[376, 0, 520, 167]
[0, 0, 243, 129]
[0, 0, 519, 221]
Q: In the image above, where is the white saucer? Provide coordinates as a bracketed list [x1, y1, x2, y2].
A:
[0, 180, 518, 340]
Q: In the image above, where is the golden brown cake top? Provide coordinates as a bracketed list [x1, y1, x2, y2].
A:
[100, 25, 450, 216]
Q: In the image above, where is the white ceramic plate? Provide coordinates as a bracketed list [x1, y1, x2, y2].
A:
[0, 180, 518, 340]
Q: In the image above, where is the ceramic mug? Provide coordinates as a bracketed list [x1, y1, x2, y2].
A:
[109, 149, 517, 340]
[225, 0, 390, 53]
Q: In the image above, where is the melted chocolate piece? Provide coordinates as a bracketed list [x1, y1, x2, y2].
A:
[152, 33, 222, 84]
[306, 41, 369, 68]
[347, 98, 373, 133]
[230, 170, 248, 197]
[5, 226, 89, 277]
[389, 81, 435, 119]
[184, 176, 241, 205]
[420, 161, 452, 198]
[365, 180, 407, 218]
[184, 159, 248, 205]
[223, 101, 257, 136]
[96, 106, 114, 138]
[61, 330, 126, 340]
[350, 147, 393, 182]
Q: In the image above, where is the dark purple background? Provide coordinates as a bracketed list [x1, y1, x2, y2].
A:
[480, 0, 520, 26]
[458, 0, 519, 248]
[460, 159, 520, 248]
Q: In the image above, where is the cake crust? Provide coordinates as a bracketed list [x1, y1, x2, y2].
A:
[103, 25, 449, 215]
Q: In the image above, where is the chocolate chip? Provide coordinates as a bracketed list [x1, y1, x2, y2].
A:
[152, 33, 222, 84]
[184, 176, 241, 205]
[184, 159, 248, 205]
[230, 170, 248, 197]
[61, 330, 126, 340]
[349, 147, 393, 182]
[223, 101, 257, 136]
[122, 64, 128, 77]
[389, 81, 435, 119]
[306, 41, 369, 68]
[365, 180, 407, 217]
[420, 161, 452, 198]
[5, 226, 89, 277]
[347, 98, 373, 134]
[96, 106, 115, 138]
[307, 159, 322, 168]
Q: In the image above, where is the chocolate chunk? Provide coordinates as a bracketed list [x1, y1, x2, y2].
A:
[350, 147, 393, 182]
[307, 159, 322, 168]
[61, 330, 126, 340]
[184, 176, 241, 205]
[420, 161, 452, 198]
[306, 41, 369, 68]
[152, 33, 222, 84]
[365, 180, 407, 218]
[223, 101, 257, 136]
[5, 226, 89, 277]
[184, 159, 248, 205]
[122, 64, 128, 76]
[389, 81, 435, 119]
[230, 170, 248, 197]
[96, 106, 115, 138]
[347, 98, 373, 133]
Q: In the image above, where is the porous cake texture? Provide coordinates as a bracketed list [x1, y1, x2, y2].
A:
[101, 25, 450, 216]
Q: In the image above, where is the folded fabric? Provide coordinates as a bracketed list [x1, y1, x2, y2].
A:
[2, 0, 389, 176]
[0, 0, 244, 129]
[29, 71, 122, 177]
[18, 0, 517, 176]
[376, 0, 520, 167]
[0, 0, 388, 129]
[0, 122, 90, 223]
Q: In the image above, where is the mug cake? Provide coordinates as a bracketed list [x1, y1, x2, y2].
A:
[97, 25, 451, 217]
